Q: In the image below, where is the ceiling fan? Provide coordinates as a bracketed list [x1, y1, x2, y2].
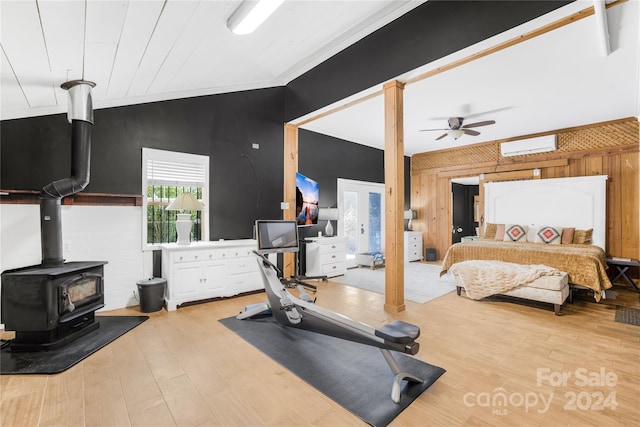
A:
[419, 117, 496, 141]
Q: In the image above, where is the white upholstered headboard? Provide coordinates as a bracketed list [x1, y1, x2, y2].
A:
[484, 175, 607, 250]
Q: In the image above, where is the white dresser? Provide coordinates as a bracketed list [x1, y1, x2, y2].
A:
[160, 240, 262, 311]
[404, 231, 423, 262]
[305, 236, 347, 278]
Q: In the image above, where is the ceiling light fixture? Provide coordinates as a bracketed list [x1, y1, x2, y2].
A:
[447, 129, 465, 140]
[227, 0, 285, 35]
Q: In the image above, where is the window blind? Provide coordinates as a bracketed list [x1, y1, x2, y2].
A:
[147, 159, 206, 187]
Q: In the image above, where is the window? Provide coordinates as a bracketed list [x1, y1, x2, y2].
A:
[142, 148, 209, 249]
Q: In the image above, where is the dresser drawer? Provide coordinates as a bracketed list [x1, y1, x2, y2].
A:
[406, 234, 421, 243]
[318, 242, 345, 254]
[321, 261, 346, 276]
[227, 257, 259, 274]
[319, 251, 345, 265]
[173, 250, 224, 263]
[226, 271, 261, 291]
[407, 242, 421, 250]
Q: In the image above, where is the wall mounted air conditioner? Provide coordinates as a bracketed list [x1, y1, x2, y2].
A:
[500, 135, 557, 157]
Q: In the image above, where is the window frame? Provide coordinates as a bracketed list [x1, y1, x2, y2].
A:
[142, 148, 210, 250]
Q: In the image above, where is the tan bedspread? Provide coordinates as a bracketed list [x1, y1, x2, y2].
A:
[449, 260, 563, 300]
[440, 240, 612, 301]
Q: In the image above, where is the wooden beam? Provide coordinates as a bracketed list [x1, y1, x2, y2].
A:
[283, 123, 298, 278]
[383, 80, 405, 313]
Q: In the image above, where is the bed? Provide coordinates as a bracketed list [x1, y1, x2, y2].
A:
[441, 240, 611, 300]
[440, 175, 612, 303]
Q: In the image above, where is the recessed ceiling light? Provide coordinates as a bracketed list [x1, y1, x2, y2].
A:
[227, 0, 285, 35]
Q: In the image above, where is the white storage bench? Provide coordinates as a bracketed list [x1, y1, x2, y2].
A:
[456, 269, 569, 315]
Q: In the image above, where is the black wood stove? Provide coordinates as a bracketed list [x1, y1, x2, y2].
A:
[1, 80, 107, 352]
[1, 261, 106, 351]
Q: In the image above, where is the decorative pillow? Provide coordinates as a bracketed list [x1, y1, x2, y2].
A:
[494, 224, 505, 241]
[573, 228, 593, 244]
[503, 224, 528, 242]
[484, 223, 498, 239]
[526, 225, 539, 243]
[534, 226, 563, 244]
[561, 227, 575, 244]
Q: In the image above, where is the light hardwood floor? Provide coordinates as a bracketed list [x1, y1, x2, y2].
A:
[1, 274, 639, 426]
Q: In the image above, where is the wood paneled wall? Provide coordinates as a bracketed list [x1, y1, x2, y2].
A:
[410, 118, 639, 260]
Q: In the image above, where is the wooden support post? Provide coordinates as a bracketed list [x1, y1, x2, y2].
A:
[283, 123, 298, 278]
[383, 80, 405, 313]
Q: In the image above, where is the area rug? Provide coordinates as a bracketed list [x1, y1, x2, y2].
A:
[614, 306, 640, 326]
[332, 263, 455, 303]
[220, 315, 445, 427]
[0, 316, 148, 375]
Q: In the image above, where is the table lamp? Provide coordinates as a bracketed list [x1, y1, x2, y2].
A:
[166, 193, 204, 245]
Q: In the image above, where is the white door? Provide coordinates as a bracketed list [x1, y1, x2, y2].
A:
[337, 179, 385, 268]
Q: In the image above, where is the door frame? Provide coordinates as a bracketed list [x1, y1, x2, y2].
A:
[337, 178, 385, 268]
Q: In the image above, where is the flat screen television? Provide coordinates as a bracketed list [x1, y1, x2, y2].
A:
[255, 220, 299, 254]
[296, 172, 319, 225]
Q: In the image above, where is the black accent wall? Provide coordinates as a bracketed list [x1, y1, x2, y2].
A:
[2, 88, 287, 239]
[297, 129, 411, 240]
[285, 0, 572, 121]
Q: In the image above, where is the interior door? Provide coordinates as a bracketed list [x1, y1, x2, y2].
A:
[337, 179, 385, 268]
[451, 183, 466, 244]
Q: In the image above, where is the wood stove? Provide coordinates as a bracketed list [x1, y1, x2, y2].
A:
[0, 80, 108, 352]
[1, 261, 107, 351]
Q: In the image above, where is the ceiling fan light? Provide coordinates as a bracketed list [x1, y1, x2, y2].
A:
[447, 129, 465, 140]
[227, 0, 285, 35]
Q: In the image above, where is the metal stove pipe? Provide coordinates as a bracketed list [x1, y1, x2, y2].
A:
[40, 80, 96, 267]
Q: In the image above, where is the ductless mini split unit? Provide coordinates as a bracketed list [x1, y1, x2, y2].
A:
[500, 135, 557, 157]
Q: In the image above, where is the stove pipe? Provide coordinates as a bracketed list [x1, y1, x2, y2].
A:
[40, 80, 96, 267]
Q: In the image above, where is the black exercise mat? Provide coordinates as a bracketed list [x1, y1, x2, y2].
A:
[220, 316, 445, 427]
[615, 305, 640, 326]
[1, 316, 148, 375]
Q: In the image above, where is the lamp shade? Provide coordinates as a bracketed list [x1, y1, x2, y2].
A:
[404, 209, 417, 220]
[166, 193, 204, 211]
[318, 208, 339, 221]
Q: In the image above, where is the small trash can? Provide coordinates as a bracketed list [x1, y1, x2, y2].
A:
[137, 278, 166, 312]
[426, 248, 437, 262]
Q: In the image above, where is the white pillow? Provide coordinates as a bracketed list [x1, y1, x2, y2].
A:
[527, 225, 540, 243]
[534, 226, 564, 245]
[503, 224, 528, 242]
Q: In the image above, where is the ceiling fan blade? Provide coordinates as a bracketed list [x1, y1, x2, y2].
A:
[463, 129, 481, 136]
[419, 128, 448, 132]
[462, 120, 495, 128]
[435, 133, 448, 141]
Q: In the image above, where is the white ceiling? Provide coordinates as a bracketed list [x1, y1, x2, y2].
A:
[2, 1, 638, 157]
[1, 0, 421, 120]
[296, 0, 640, 155]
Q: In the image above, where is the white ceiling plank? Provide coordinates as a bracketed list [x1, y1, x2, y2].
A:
[83, 1, 129, 100]
[126, 0, 200, 97]
[38, 0, 84, 79]
[106, 0, 165, 100]
[1, 47, 30, 112]
[147, 1, 223, 95]
[1, 1, 57, 107]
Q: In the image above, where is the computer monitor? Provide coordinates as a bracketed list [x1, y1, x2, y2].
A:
[255, 220, 299, 255]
